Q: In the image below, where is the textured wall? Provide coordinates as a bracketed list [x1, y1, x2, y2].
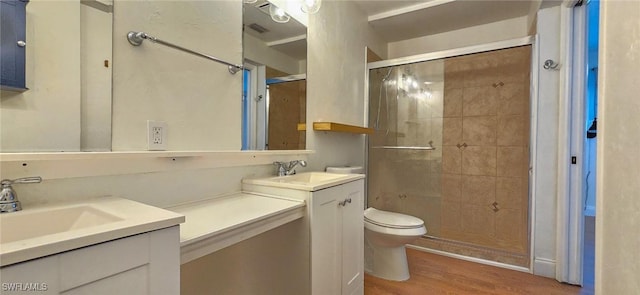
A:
[596, 1, 640, 293]
[306, 0, 375, 171]
[112, 1, 242, 150]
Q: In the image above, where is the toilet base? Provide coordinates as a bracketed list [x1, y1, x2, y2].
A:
[365, 243, 410, 281]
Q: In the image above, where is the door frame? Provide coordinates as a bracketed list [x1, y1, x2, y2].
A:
[556, 0, 588, 285]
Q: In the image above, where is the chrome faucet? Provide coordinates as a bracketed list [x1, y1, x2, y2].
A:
[0, 177, 42, 213]
[273, 160, 307, 176]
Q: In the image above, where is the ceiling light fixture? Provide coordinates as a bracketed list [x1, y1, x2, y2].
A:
[269, 4, 290, 23]
[243, 0, 258, 3]
[301, 0, 321, 14]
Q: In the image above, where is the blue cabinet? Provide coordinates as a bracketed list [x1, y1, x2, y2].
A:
[1, 0, 28, 91]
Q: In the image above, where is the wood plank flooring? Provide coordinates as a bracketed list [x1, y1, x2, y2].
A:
[365, 248, 594, 295]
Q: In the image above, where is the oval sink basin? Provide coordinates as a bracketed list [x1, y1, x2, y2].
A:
[243, 172, 365, 192]
[0, 205, 123, 244]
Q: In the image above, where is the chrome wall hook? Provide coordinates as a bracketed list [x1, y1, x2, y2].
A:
[543, 59, 560, 70]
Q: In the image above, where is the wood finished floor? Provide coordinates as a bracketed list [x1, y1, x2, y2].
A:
[365, 248, 595, 295]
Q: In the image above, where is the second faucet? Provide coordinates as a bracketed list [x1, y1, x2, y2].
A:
[273, 160, 307, 176]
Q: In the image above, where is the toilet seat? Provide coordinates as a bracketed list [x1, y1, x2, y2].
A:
[364, 207, 424, 229]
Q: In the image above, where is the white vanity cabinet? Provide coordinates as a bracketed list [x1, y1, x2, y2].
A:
[310, 179, 364, 295]
[0, 226, 180, 295]
[242, 173, 365, 295]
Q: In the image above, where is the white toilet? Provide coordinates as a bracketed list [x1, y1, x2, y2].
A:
[364, 207, 426, 281]
[324, 166, 426, 281]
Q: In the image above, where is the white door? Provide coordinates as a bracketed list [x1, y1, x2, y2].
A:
[341, 184, 364, 295]
[311, 187, 341, 294]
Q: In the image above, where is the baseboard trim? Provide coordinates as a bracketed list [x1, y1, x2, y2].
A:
[533, 257, 557, 278]
[407, 245, 531, 273]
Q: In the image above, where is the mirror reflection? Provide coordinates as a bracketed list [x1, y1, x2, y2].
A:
[242, 0, 307, 150]
[0, 0, 113, 152]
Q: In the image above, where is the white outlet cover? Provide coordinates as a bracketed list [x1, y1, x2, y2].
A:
[147, 120, 168, 150]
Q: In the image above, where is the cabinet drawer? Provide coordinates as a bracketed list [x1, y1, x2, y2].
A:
[59, 233, 150, 291]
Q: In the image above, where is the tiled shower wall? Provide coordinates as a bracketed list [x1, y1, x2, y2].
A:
[368, 46, 531, 267]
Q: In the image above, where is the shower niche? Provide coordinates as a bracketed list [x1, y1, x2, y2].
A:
[367, 45, 532, 267]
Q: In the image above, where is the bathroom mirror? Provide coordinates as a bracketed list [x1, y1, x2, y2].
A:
[0, 0, 113, 152]
[242, 0, 307, 150]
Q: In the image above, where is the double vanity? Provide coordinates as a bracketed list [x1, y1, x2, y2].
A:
[0, 172, 364, 295]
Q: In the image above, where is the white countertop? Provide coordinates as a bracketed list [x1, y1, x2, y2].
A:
[0, 197, 185, 267]
[242, 172, 365, 192]
[168, 192, 305, 264]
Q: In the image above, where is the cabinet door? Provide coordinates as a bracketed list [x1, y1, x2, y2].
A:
[340, 180, 364, 295]
[0, 0, 27, 89]
[0, 227, 180, 295]
[310, 187, 341, 295]
[0, 255, 58, 294]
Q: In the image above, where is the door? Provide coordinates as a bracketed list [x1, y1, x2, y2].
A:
[341, 182, 364, 295]
[311, 187, 341, 294]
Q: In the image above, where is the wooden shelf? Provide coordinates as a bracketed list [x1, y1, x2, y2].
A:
[310, 122, 373, 135]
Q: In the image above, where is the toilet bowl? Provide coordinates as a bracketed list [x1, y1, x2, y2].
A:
[364, 207, 426, 281]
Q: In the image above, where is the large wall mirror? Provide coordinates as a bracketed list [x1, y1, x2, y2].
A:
[2, 1, 244, 153]
[242, 0, 307, 150]
[1, 1, 303, 153]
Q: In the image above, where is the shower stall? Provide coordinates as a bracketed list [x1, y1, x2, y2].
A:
[367, 38, 533, 267]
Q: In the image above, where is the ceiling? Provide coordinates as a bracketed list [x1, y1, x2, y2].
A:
[243, 0, 307, 60]
[353, 0, 536, 43]
[243, 0, 555, 61]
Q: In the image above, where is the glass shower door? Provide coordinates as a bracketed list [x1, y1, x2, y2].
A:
[367, 45, 531, 267]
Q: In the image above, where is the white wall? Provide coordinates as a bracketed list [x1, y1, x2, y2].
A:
[13, 162, 273, 209]
[306, 0, 383, 171]
[0, 0, 81, 152]
[387, 15, 529, 59]
[596, 1, 640, 293]
[111, 1, 242, 151]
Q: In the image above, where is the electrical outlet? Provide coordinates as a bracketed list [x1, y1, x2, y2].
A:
[147, 120, 167, 150]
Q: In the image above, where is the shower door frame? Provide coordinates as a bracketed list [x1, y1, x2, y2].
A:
[364, 35, 539, 273]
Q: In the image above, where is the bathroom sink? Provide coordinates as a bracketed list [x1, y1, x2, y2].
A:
[0, 197, 184, 267]
[0, 205, 123, 244]
[243, 172, 365, 192]
[273, 172, 349, 184]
